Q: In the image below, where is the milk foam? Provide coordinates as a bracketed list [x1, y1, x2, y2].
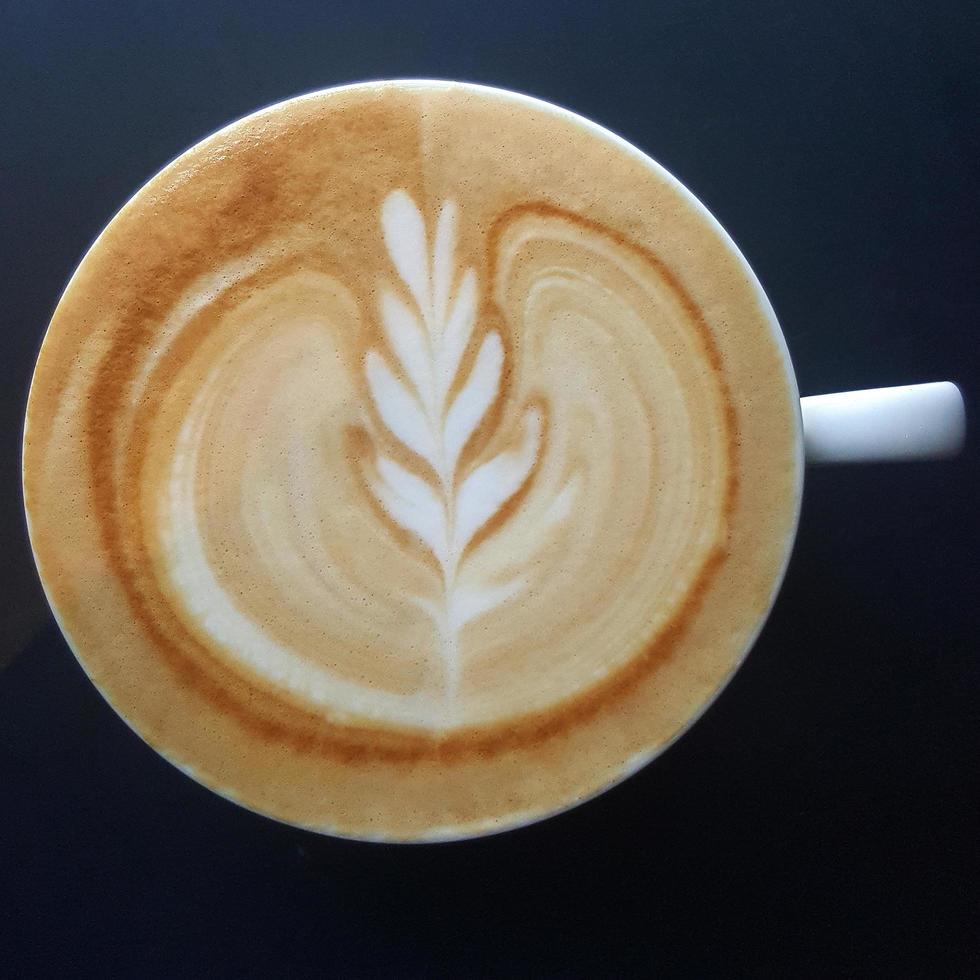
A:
[24, 82, 800, 838]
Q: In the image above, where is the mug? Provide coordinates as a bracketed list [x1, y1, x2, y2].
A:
[23, 80, 967, 841]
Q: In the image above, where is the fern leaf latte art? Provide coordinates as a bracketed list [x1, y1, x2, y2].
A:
[24, 81, 800, 839]
[364, 191, 550, 707]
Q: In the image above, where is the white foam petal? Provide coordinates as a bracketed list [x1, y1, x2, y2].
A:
[544, 475, 579, 526]
[452, 407, 542, 559]
[372, 456, 447, 563]
[447, 578, 525, 631]
[443, 332, 503, 478]
[436, 268, 477, 406]
[432, 200, 457, 332]
[381, 190, 431, 320]
[365, 350, 437, 466]
[379, 290, 433, 410]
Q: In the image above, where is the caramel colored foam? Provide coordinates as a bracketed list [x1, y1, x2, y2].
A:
[23, 82, 801, 840]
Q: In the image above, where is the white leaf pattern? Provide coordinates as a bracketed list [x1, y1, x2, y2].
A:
[443, 332, 503, 479]
[365, 351, 436, 466]
[431, 201, 456, 331]
[373, 456, 447, 564]
[379, 290, 433, 411]
[447, 578, 526, 631]
[364, 191, 554, 702]
[452, 408, 541, 560]
[381, 191, 431, 319]
[436, 268, 477, 405]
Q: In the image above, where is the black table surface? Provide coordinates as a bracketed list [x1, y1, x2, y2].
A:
[2, 2, 978, 976]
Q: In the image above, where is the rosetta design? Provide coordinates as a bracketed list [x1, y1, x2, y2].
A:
[129, 192, 732, 735]
[363, 191, 556, 698]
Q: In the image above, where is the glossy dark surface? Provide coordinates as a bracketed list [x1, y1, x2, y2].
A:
[2, 1, 977, 974]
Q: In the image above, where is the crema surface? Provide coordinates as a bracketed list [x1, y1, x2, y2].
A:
[24, 82, 801, 840]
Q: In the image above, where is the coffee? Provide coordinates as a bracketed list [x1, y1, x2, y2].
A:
[24, 81, 800, 839]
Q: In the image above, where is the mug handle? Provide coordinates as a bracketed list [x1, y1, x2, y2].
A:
[801, 381, 965, 463]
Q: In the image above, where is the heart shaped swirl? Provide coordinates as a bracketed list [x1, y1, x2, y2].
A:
[147, 191, 731, 732]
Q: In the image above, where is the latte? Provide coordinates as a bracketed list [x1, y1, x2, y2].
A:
[23, 81, 801, 839]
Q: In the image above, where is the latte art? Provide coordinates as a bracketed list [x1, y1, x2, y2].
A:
[151, 187, 729, 733]
[364, 192, 546, 708]
[24, 82, 800, 838]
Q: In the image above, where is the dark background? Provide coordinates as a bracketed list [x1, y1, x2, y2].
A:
[2, 0, 977, 975]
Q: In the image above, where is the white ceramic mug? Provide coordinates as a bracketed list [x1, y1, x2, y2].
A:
[24, 80, 968, 840]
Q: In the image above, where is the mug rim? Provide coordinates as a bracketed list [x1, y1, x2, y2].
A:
[23, 77, 806, 843]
